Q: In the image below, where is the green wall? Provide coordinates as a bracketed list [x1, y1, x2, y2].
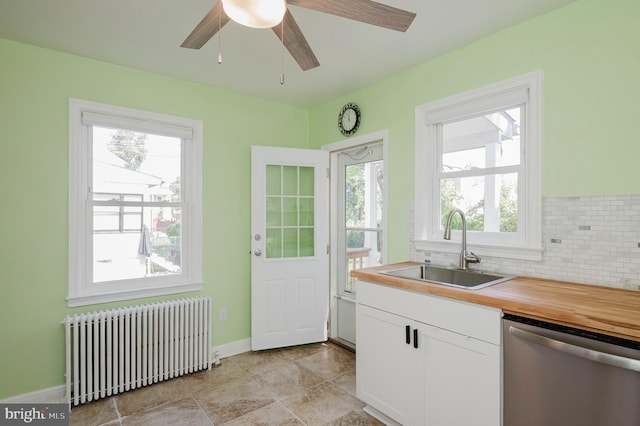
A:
[2, 0, 640, 399]
[308, 0, 640, 263]
[0, 38, 310, 399]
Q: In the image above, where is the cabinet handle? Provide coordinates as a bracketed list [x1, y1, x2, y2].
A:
[406, 325, 411, 345]
[413, 328, 419, 348]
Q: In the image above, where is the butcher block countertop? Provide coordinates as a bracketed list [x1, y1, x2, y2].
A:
[351, 262, 640, 342]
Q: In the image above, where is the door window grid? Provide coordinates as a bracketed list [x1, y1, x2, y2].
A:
[265, 165, 315, 259]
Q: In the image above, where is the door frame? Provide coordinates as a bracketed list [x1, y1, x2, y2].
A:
[322, 130, 389, 345]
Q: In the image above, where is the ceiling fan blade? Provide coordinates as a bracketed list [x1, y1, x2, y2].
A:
[181, 2, 231, 49]
[271, 9, 320, 71]
[288, 0, 416, 32]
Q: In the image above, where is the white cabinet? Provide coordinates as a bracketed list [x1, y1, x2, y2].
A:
[356, 280, 501, 426]
[357, 304, 418, 425]
[419, 325, 500, 425]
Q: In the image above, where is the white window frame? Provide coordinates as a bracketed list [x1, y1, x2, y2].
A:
[68, 98, 203, 307]
[414, 71, 543, 261]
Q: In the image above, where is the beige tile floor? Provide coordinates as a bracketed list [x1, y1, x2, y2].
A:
[69, 342, 383, 426]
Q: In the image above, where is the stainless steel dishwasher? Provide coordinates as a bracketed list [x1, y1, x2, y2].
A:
[503, 314, 640, 426]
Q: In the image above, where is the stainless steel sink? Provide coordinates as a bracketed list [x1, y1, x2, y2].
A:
[380, 264, 514, 290]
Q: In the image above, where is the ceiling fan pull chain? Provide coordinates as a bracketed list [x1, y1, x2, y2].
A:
[280, 19, 285, 85]
[217, 9, 223, 64]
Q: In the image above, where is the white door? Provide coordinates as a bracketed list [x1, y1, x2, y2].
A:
[251, 146, 329, 350]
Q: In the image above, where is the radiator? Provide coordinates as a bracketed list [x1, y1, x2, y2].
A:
[63, 296, 211, 406]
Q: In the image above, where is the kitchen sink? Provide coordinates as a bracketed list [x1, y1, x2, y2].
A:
[380, 264, 514, 290]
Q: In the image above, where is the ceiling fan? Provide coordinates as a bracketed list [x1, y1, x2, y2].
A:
[180, 0, 416, 71]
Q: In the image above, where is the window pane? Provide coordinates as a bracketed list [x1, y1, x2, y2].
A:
[283, 228, 298, 257]
[345, 161, 383, 228]
[122, 212, 142, 231]
[123, 194, 143, 202]
[266, 197, 281, 227]
[283, 197, 298, 226]
[440, 173, 518, 233]
[93, 206, 120, 232]
[299, 167, 314, 196]
[266, 229, 282, 259]
[345, 164, 364, 228]
[93, 192, 120, 202]
[442, 106, 521, 172]
[266, 165, 281, 195]
[283, 166, 298, 196]
[299, 197, 314, 226]
[92, 205, 182, 282]
[345, 229, 383, 292]
[299, 228, 314, 257]
[92, 127, 181, 202]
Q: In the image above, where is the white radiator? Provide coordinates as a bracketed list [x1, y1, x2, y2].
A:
[63, 296, 211, 406]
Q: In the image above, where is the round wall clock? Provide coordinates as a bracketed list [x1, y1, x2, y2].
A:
[338, 102, 361, 137]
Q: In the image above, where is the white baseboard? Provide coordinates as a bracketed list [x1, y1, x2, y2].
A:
[1, 338, 252, 404]
[1, 385, 66, 404]
[363, 406, 402, 426]
[211, 338, 251, 359]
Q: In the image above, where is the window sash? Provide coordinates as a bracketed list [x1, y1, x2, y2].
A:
[433, 108, 525, 235]
[86, 129, 187, 284]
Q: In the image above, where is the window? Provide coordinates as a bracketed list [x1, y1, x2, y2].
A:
[69, 99, 203, 306]
[414, 72, 542, 260]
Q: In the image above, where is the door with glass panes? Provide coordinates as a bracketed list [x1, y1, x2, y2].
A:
[251, 146, 329, 350]
[334, 143, 384, 345]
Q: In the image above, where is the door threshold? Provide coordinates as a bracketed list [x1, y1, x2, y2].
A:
[329, 337, 355, 353]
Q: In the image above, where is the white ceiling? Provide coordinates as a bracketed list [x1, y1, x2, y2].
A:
[0, 0, 577, 107]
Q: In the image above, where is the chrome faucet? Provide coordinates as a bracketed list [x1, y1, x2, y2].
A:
[443, 208, 481, 270]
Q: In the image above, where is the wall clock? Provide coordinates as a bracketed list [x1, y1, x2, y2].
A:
[338, 102, 361, 137]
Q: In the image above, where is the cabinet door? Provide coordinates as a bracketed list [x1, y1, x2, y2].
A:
[420, 326, 501, 426]
[356, 304, 418, 425]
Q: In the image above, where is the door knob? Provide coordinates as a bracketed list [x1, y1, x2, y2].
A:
[254, 249, 262, 257]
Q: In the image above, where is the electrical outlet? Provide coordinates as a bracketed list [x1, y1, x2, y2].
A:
[219, 308, 227, 321]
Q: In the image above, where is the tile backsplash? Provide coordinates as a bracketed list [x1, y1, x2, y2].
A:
[411, 195, 640, 290]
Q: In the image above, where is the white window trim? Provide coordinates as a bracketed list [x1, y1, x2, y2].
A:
[414, 71, 543, 261]
[68, 98, 203, 307]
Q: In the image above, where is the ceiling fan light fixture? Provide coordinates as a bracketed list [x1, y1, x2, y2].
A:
[221, 0, 286, 29]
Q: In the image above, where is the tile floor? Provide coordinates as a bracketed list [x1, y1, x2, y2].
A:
[69, 342, 383, 426]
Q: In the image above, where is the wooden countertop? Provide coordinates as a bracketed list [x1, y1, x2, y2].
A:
[351, 262, 640, 342]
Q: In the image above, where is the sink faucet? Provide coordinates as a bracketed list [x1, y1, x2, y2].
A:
[443, 208, 481, 270]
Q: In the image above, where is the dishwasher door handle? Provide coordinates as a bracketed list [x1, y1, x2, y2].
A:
[509, 325, 640, 373]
